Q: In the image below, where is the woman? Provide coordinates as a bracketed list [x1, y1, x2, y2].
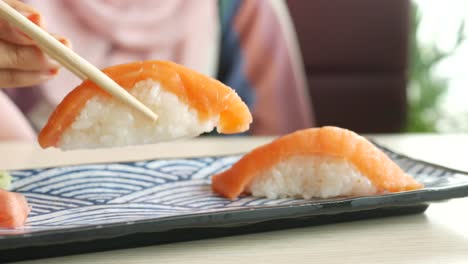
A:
[1, 0, 314, 141]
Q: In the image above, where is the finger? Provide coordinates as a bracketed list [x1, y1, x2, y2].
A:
[38, 34, 72, 74]
[0, 40, 60, 71]
[0, 15, 43, 45]
[51, 34, 72, 49]
[0, 70, 53, 88]
[3, 0, 40, 16]
[0, 0, 45, 45]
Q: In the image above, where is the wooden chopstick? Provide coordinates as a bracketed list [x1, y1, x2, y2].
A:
[33, 41, 87, 80]
[0, 0, 158, 122]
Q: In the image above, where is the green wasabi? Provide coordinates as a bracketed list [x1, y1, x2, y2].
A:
[0, 170, 12, 190]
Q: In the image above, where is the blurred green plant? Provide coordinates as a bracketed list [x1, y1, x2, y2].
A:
[406, 2, 466, 132]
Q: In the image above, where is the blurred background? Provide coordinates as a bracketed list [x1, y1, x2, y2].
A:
[287, 0, 467, 134]
[4, 0, 467, 140]
[409, 0, 467, 133]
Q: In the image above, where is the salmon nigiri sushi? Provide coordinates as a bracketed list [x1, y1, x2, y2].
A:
[212, 126, 423, 200]
[38, 61, 252, 150]
[0, 189, 30, 228]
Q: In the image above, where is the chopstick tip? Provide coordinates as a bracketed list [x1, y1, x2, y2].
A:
[136, 104, 158, 123]
[147, 111, 159, 123]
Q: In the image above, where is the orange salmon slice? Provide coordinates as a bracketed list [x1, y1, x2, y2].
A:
[212, 126, 424, 199]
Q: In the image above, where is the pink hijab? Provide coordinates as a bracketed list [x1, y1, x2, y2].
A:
[25, 0, 219, 106]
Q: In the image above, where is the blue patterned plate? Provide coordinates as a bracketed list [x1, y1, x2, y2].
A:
[1, 145, 468, 262]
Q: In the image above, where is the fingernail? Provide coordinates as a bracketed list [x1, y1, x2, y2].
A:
[27, 14, 40, 25]
[58, 38, 71, 48]
[48, 68, 59, 75]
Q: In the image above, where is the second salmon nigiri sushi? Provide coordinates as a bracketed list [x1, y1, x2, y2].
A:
[38, 61, 252, 150]
[212, 126, 423, 200]
[0, 189, 30, 228]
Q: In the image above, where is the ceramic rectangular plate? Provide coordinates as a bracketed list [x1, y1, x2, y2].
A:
[1, 144, 468, 262]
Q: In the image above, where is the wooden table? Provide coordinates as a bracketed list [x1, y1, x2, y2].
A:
[2, 134, 468, 264]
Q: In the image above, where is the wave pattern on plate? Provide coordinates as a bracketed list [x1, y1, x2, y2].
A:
[2, 151, 465, 234]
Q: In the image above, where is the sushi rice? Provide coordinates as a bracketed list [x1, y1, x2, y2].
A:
[60, 79, 219, 150]
[247, 156, 377, 199]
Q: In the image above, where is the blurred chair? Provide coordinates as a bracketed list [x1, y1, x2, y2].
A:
[286, 0, 410, 133]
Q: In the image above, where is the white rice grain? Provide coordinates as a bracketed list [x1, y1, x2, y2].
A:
[59, 79, 219, 150]
[247, 156, 378, 199]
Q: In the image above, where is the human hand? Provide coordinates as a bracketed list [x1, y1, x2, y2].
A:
[0, 0, 71, 88]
